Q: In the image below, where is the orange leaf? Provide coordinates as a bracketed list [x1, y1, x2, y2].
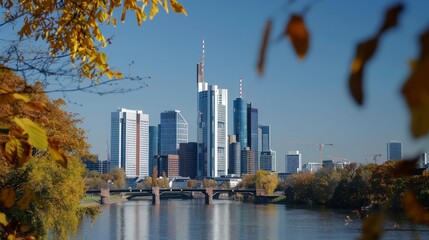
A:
[257, 19, 272, 76]
[0, 187, 16, 208]
[285, 15, 309, 59]
[402, 28, 429, 137]
[48, 138, 68, 168]
[17, 185, 34, 210]
[359, 213, 385, 240]
[403, 190, 429, 225]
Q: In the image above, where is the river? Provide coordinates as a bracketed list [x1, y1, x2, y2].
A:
[73, 199, 429, 240]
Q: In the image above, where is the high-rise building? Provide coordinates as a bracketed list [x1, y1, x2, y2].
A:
[233, 78, 248, 150]
[286, 151, 302, 174]
[241, 147, 255, 174]
[197, 40, 228, 177]
[159, 110, 188, 155]
[260, 151, 276, 172]
[387, 141, 403, 160]
[247, 102, 259, 170]
[228, 135, 241, 175]
[179, 142, 197, 178]
[111, 108, 149, 178]
[259, 125, 271, 151]
[149, 125, 159, 176]
[156, 154, 179, 177]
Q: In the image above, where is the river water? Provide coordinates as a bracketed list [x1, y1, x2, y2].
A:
[73, 199, 429, 240]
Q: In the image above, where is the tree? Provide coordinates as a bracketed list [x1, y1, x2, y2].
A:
[187, 179, 197, 188]
[110, 168, 126, 189]
[0, 70, 90, 239]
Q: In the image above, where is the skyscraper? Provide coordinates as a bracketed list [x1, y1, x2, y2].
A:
[241, 147, 255, 174]
[149, 125, 159, 176]
[258, 125, 276, 171]
[259, 125, 271, 151]
[197, 40, 228, 177]
[387, 141, 403, 160]
[111, 108, 149, 178]
[286, 151, 302, 174]
[179, 142, 198, 178]
[247, 102, 259, 170]
[233, 78, 248, 150]
[228, 135, 241, 175]
[159, 110, 188, 155]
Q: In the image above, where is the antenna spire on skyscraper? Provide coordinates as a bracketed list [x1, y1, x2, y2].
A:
[202, 39, 205, 79]
[239, 77, 243, 98]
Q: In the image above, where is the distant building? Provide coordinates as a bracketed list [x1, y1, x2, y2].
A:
[260, 151, 276, 172]
[179, 142, 197, 178]
[241, 147, 255, 174]
[247, 102, 259, 170]
[159, 110, 188, 155]
[156, 155, 179, 177]
[285, 151, 302, 174]
[387, 141, 403, 160]
[83, 157, 110, 174]
[228, 135, 241, 175]
[233, 97, 248, 150]
[111, 108, 149, 178]
[149, 125, 159, 176]
[419, 153, 427, 169]
[259, 125, 271, 151]
[302, 162, 321, 173]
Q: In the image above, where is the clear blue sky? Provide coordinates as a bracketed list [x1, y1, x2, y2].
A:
[52, 0, 429, 171]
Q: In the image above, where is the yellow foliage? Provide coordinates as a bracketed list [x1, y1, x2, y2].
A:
[2, 0, 187, 81]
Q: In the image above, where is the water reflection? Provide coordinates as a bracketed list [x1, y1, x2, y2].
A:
[73, 200, 429, 240]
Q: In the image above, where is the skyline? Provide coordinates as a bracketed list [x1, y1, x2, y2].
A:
[49, 1, 429, 171]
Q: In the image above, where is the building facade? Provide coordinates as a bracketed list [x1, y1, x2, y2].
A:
[260, 151, 276, 172]
[387, 141, 403, 160]
[228, 135, 241, 175]
[179, 142, 198, 178]
[159, 110, 188, 155]
[233, 97, 248, 150]
[285, 151, 302, 174]
[111, 108, 149, 178]
[241, 147, 255, 175]
[149, 125, 159, 176]
[247, 103, 259, 170]
[197, 41, 228, 177]
[156, 154, 179, 177]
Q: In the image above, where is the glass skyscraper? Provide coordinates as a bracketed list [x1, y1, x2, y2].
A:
[197, 40, 228, 177]
[387, 141, 403, 160]
[247, 102, 259, 170]
[159, 110, 188, 155]
[286, 151, 302, 174]
[110, 108, 149, 178]
[149, 125, 159, 175]
[233, 98, 248, 150]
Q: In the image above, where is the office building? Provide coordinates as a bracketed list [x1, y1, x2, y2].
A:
[228, 135, 241, 175]
[197, 40, 228, 177]
[149, 125, 159, 176]
[159, 110, 188, 155]
[111, 108, 149, 178]
[156, 154, 179, 177]
[83, 156, 110, 174]
[179, 142, 198, 178]
[233, 78, 248, 150]
[241, 147, 255, 174]
[259, 125, 271, 151]
[387, 141, 403, 161]
[247, 102, 259, 170]
[286, 151, 302, 174]
[260, 151, 276, 172]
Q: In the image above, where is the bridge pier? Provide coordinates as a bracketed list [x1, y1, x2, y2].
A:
[254, 188, 267, 204]
[100, 188, 110, 204]
[152, 187, 160, 205]
[204, 188, 213, 205]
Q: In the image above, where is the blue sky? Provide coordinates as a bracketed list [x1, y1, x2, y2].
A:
[52, 0, 429, 171]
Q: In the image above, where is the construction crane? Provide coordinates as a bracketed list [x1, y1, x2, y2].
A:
[365, 154, 381, 164]
[287, 142, 334, 165]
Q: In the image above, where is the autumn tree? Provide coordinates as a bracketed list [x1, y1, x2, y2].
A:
[0, 70, 91, 239]
[187, 179, 197, 188]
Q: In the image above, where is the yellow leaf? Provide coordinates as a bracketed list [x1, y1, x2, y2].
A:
[48, 138, 68, 168]
[403, 190, 429, 225]
[402, 27, 429, 137]
[257, 19, 272, 76]
[13, 117, 48, 149]
[1, 138, 31, 167]
[285, 14, 309, 60]
[150, 0, 159, 19]
[0, 187, 16, 208]
[0, 212, 8, 226]
[170, 0, 187, 16]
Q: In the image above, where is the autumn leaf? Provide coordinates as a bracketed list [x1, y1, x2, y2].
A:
[0, 87, 30, 105]
[392, 158, 418, 177]
[48, 138, 68, 168]
[12, 117, 48, 150]
[402, 27, 429, 137]
[0, 187, 16, 208]
[170, 0, 187, 16]
[348, 3, 404, 105]
[359, 213, 385, 240]
[257, 19, 272, 76]
[0, 212, 8, 226]
[285, 15, 309, 60]
[2, 138, 32, 167]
